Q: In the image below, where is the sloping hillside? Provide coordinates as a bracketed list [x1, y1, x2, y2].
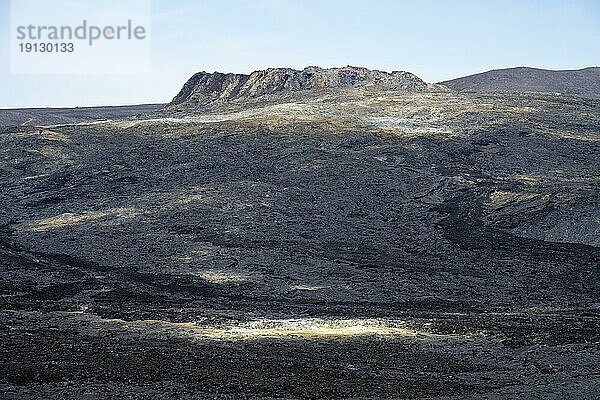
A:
[440, 67, 600, 99]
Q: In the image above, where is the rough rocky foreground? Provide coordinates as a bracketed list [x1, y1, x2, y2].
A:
[0, 82, 599, 398]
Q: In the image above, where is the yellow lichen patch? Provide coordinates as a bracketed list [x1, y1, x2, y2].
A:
[555, 192, 576, 202]
[55, 313, 429, 341]
[113, 120, 141, 129]
[40, 129, 69, 141]
[39, 145, 58, 157]
[291, 284, 327, 291]
[171, 188, 211, 205]
[512, 174, 541, 185]
[130, 318, 420, 340]
[548, 130, 600, 142]
[27, 207, 138, 232]
[507, 106, 536, 113]
[197, 270, 248, 284]
[197, 319, 419, 339]
[489, 190, 544, 206]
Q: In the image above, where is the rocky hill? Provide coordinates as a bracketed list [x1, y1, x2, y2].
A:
[440, 66, 600, 99]
[170, 66, 429, 106]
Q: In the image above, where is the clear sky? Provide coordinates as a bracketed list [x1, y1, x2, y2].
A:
[1, 0, 599, 107]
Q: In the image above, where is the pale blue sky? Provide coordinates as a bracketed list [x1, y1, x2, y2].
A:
[1, 0, 599, 107]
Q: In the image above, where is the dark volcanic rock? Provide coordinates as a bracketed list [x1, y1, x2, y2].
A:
[0, 104, 164, 128]
[170, 66, 429, 106]
[1, 82, 600, 399]
[440, 66, 600, 99]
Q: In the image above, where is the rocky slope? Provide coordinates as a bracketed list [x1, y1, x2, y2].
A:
[440, 66, 600, 99]
[170, 66, 429, 106]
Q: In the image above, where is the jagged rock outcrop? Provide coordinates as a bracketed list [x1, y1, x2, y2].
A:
[170, 66, 429, 106]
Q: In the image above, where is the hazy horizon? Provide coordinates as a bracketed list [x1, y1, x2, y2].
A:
[1, 64, 600, 109]
[1, 0, 599, 108]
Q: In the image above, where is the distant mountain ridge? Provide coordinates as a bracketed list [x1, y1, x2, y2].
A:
[440, 67, 600, 99]
[170, 66, 429, 106]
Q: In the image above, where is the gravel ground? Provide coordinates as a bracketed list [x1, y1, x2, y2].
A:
[1, 90, 599, 398]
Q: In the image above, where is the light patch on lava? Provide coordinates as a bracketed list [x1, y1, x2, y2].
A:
[291, 284, 328, 291]
[26, 207, 139, 232]
[199, 318, 418, 339]
[197, 269, 248, 284]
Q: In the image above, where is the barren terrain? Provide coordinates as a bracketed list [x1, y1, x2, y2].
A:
[1, 87, 599, 398]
